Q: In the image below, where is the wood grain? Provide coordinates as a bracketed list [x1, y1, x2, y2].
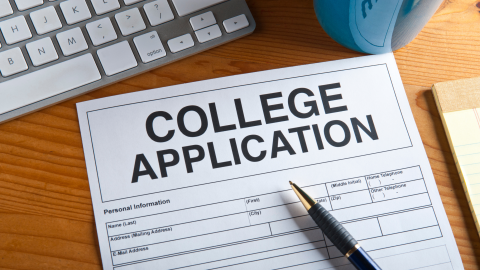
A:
[1, 0, 480, 268]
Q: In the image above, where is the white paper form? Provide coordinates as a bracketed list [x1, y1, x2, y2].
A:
[77, 53, 463, 270]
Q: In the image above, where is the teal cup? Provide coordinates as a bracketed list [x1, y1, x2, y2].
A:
[313, 0, 444, 54]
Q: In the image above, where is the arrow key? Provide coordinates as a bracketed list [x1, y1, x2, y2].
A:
[195, 24, 221, 43]
[167, 33, 194, 53]
[190, 11, 216, 31]
[223, 14, 249, 33]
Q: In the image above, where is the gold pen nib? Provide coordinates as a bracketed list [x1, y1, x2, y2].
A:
[289, 181, 317, 211]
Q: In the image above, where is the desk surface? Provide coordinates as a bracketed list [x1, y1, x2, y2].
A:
[1, 0, 480, 269]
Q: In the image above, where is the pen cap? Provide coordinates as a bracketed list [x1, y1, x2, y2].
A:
[308, 203, 357, 255]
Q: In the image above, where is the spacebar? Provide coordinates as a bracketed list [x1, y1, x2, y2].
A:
[0, 54, 101, 115]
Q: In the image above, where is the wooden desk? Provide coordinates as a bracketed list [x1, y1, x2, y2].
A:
[1, 0, 479, 269]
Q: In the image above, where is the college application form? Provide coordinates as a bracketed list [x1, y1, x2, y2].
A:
[77, 53, 464, 270]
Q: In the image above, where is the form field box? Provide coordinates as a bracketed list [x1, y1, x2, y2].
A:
[378, 207, 438, 235]
[343, 218, 382, 240]
[370, 179, 427, 202]
[277, 257, 354, 270]
[303, 185, 329, 200]
[244, 191, 288, 211]
[374, 245, 451, 270]
[245, 185, 328, 211]
[185, 231, 326, 270]
[411, 263, 453, 270]
[360, 226, 441, 251]
[109, 212, 250, 250]
[333, 193, 431, 222]
[112, 223, 271, 265]
[205, 243, 330, 270]
[330, 190, 372, 210]
[326, 177, 368, 196]
[248, 201, 306, 225]
[366, 167, 422, 188]
[106, 199, 246, 235]
[270, 215, 318, 235]
[116, 231, 326, 269]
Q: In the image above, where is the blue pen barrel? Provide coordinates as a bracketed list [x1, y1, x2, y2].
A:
[348, 247, 382, 270]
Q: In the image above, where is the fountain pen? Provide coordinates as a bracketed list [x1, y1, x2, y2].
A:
[289, 181, 382, 270]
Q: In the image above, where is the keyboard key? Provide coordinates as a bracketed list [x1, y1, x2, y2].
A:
[190, 11, 215, 31]
[0, 16, 32, 45]
[123, 0, 142, 5]
[86, 17, 117, 46]
[195, 24, 221, 43]
[97, 41, 137, 76]
[0, 47, 28, 77]
[167, 33, 194, 53]
[30, 6, 63, 35]
[0, 54, 101, 115]
[60, 0, 92, 25]
[91, 0, 120, 15]
[57, 27, 88, 56]
[14, 0, 43, 11]
[172, 0, 226, 17]
[144, 0, 174, 26]
[115, 8, 146, 36]
[26, 37, 59, 66]
[0, 0, 13, 18]
[223, 14, 249, 33]
[133, 31, 166, 63]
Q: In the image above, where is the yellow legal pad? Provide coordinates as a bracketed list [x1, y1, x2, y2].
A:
[433, 77, 480, 234]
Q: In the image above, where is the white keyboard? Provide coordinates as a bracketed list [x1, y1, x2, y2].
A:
[0, 0, 255, 123]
